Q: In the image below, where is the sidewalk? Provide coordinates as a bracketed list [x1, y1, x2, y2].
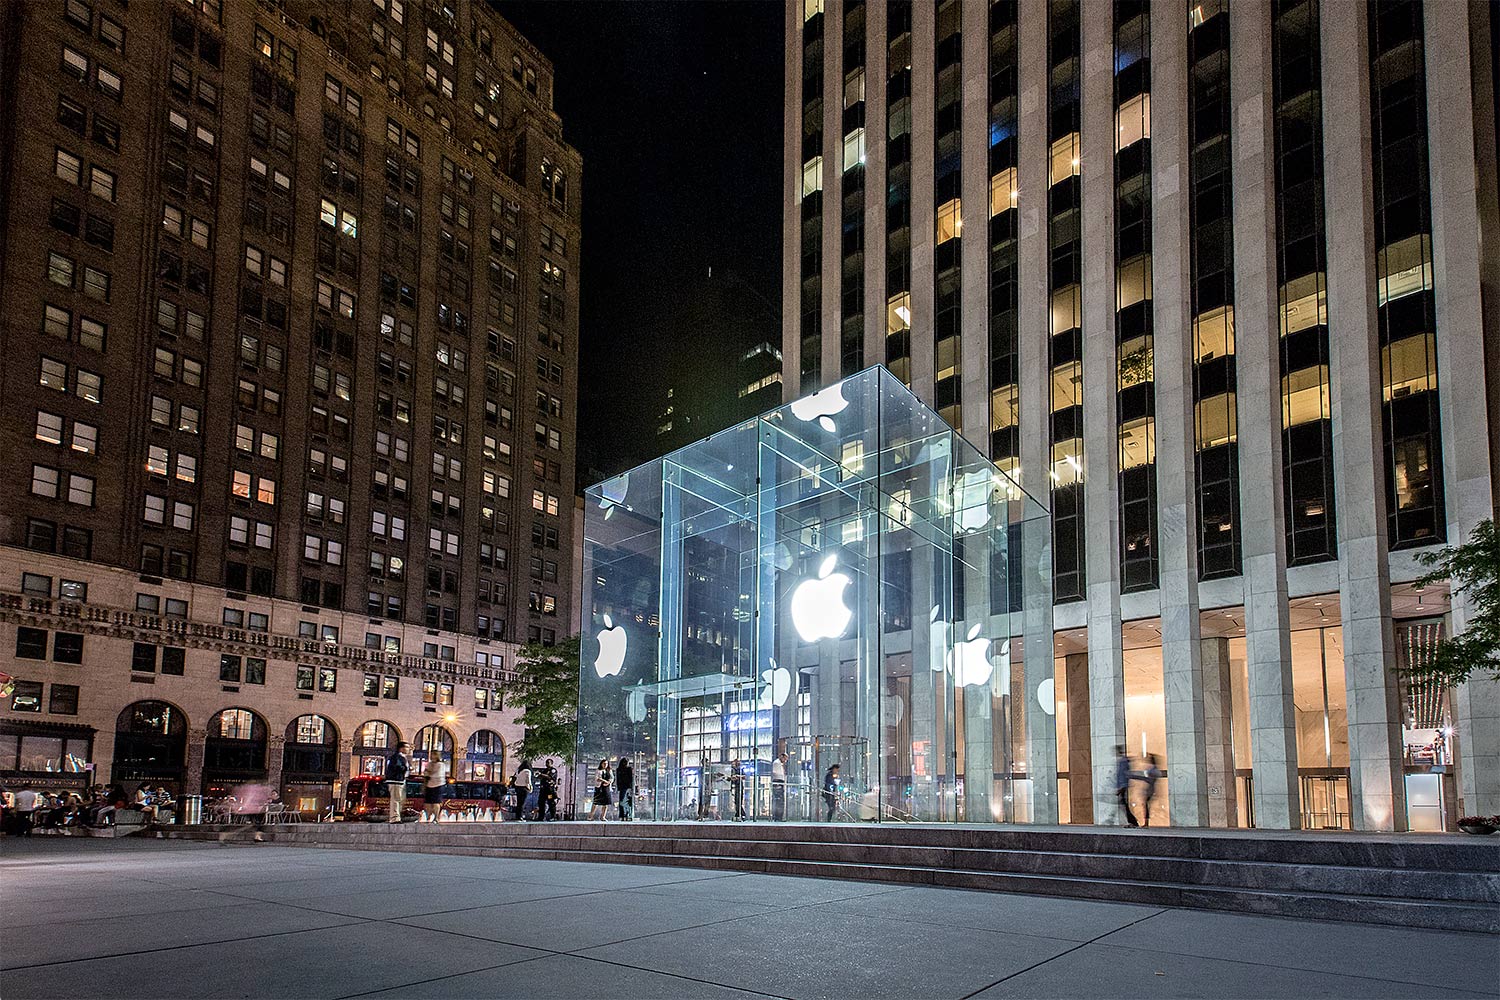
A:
[2, 838, 1494, 999]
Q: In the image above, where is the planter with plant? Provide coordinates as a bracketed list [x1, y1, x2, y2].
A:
[1456, 816, 1498, 835]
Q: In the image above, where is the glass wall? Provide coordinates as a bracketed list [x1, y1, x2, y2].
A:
[579, 367, 1049, 823]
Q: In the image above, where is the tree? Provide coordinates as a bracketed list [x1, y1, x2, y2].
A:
[1409, 518, 1500, 687]
[506, 635, 580, 764]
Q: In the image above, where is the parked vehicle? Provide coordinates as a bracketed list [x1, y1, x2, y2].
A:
[342, 776, 506, 821]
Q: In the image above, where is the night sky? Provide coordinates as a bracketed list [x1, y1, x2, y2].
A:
[498, 1, 784, 482]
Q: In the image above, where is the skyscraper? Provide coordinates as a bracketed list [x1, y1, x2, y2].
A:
[783, 0, 1500, 829]
[0, 0, 578, 804]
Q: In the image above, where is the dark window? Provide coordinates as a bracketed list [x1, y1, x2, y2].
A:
[15, 628, 47, 660]
[132, 642, 157, 672]
[51, 632, 83, 664]
[219, 654, 241, 682]
[161, 647, 186, 675]
[49, 684, 80, 715]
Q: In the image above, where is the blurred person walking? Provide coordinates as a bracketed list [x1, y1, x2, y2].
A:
[421, 754, 449, 821]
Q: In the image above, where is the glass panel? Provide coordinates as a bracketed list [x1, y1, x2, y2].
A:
[577, 366, 1050, 823]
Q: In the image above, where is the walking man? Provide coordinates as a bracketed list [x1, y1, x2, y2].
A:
[728, 758, 746, 820]
[539, 759, 558, 820]
[615, 756, 634, 821]
[385, 741, 411, 823]
[1114, 745, 1137, 827]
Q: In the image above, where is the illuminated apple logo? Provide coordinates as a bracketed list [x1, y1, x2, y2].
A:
[954, 470, 996, 532]
[757, 659, 792, 708]
[791, 555, 853, 642]
[625, 686, 647, 722]
[594, 614, 627, 677]
[1036, 677, 1056, 716]
[928, 605, 949, 672]
[952, 623, 994, 688]
[598, 473, 628, 520]
[789, 383, 849, 433]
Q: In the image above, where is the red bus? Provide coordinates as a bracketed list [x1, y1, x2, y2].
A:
[343, 776, 508, 821]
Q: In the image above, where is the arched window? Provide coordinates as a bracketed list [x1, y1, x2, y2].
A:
[284, 715, 339, 778]
[461, 729, 504, 780]
[412, 724, 454, 764]
[203, 708, 268, 780]
[355, 720, 398, 749]
[217, 709, 257, 740]
[111, 701, 188, 784]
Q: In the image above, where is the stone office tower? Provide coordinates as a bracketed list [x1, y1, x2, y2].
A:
[0, 0, 579, 805]
[783, 0, 1500, 829]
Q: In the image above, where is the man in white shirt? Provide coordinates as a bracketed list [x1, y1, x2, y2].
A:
[12, 787, 40, 836]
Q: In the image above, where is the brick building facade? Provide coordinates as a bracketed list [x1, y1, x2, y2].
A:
[0, 0, 580, 804]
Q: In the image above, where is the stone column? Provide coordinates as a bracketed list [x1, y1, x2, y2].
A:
[1320, 8, 1406, 831]
[958, 0, 991, 445]
[906, 0, 937, 402]
[337, 738, 354, 793]
[184, 729, 207, 794]
[820, 0, 845, 384]
[862, 0, 889, 365]
[1080, 2, 1126, 822]
[1064, 653, 1093, 822]
[1425, 0, 1500, 818]
[1201, 636, 1239, 827]
[1231, 0, 1300, 829]
[1152, 0, 1211, 830]
[1017, 1, 1057, 823]
[265, 735, 286, 797]
[782, 0, 802, 399]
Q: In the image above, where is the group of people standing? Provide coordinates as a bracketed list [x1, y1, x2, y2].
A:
[588, 757, 635, 820]
[380, 741, 572, 822]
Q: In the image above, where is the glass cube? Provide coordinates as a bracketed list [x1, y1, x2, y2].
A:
[579, 366, 1052, 823]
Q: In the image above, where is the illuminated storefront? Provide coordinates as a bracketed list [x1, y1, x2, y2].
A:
[578, 366, 1051, 822]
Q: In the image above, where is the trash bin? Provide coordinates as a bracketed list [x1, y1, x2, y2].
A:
[181, 794, 203, 826]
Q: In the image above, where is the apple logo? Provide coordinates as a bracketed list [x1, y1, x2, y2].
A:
[625, 686, 647, 722]
[757, 659, 792, 708]
[789, 383, 849, 433]
[791, 554, 853, 642]
[954, 469, 996, 532]
[598, 473, 628, 520]
[1036, 677, 1056, 715]
[952, 623, 994, 688]
[928, 605, 949, 672]
[594, 614, 627, 677]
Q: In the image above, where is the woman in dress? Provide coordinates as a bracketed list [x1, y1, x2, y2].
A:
[589, 758, 612, 820]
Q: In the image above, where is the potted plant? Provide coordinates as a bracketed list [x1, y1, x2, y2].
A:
[1456, 815, 1497, 835]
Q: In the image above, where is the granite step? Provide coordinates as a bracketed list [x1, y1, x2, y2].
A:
[159, 822, 1499, 933]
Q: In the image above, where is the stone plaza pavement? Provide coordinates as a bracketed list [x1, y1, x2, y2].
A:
[1, 838, 1495, 999]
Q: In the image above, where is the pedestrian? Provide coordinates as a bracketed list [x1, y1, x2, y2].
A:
[385, 741, 412, 823]
[589, 759, 612, 820]
[770, 752, 788, 821]
[13, 787, 40, 836]
[421, 754, 449, 822]
[1137, 753, 1163, 827]
[539, 759, 559, 820]
[1114, 746, 1138, 827]
[728, 758, 746, 820]
[615, 756, 634, 821]
[822, 764, 840, 822]
[513, 761, 533, 820]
